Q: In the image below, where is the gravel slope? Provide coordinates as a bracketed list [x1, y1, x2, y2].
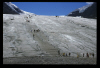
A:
[3, 56, 96, 64]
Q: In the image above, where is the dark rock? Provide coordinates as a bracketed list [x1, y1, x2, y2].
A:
[3, 2, 24, 14]
[67, 2, 97, 19]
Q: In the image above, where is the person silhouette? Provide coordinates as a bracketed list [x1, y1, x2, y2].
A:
[69, 53, 71, 57]
[63, 53, 65, 56]
[92, 53, 94, 58]
[58, 50, 60, 56]
[77, 53, 79, 58]
[83, 53, 84, 57]
[87, 53, 89, 58]
[66, 53, 67, 57]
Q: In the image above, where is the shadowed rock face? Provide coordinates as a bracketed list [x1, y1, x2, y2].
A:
[3, 2, 24, 14]
[67, 2, 97, 19]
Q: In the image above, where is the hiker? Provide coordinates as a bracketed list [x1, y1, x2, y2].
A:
[56, 16, 59, 17]
[34, 30, 35, 32]
[92, 53, 94, 58]
[29, 15, 32, 18]
[36, 29, 40, 32]
[58, 50, 60, 56]
[26, 20, 30, 22]
[31, 30, 32, 32]
[86, 53, 89, 58]
[69, 53, 71, 57]
[33, 34, 34, 37]
[83, 53, 84, 57]
[66, 53, 67, 57]
[63, 53, 65, 56]
[77, 53, 79, 58]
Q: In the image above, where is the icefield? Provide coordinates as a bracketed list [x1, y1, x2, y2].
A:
[3, 14, 97, 58]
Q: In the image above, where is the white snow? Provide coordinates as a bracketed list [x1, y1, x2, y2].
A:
[78, 3, 93, 13]
[11, 2, 18, 8]
[86, 2, 94, 4]
[76, 16, 82, 17]
[59, 16, 65, 17]
[21, 10, 34, 15]
[62, 34, 75, 42]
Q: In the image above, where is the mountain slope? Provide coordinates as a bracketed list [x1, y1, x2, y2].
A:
[3, 2, 35, 15]
[3, 14, 97, 58]
[3, 2, 23, 14]
[67, 2, 97, 19]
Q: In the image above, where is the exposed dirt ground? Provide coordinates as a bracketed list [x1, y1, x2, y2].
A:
[3, 56, 96, 64]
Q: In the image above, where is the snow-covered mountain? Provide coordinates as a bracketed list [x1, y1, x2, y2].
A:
[78, 4, 92, 13]
[67, 2, 97, 19]
[3, 2, 35, 15]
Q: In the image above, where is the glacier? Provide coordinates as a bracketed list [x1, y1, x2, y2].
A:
[3, 2, 97, 59]
[3, 14, 97, 58]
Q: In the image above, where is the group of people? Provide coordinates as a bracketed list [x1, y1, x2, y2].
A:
[56, 16, 59, 17]
[25, 14, 37, 19]
[25, 14, 37, 22]
[32, 29, 40, 37]
[34, 29, 40, 32]
[24, 15, 32, 22]
[58, 51, 95, 58]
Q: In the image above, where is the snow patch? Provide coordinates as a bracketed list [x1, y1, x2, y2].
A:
[86, 2, 94, 4]
[78, 4, 93, 13]
[59, 15, 65, 17]
[62, 34, 75, 42]
[20, 10, 35, 15]
[76, 16, 82, 17]
[11, 2, 18, 8]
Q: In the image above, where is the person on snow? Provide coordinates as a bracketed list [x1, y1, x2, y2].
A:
[63, 53, 65, 56]
[69, 52, 71, 57]
[87, 53, 89, 58]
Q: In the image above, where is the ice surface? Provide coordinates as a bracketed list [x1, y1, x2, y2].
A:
[3, 14, 97, 58]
